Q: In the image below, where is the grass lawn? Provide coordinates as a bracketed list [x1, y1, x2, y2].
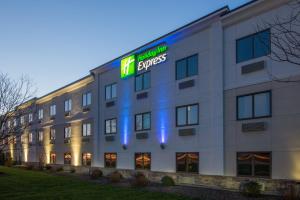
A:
[0, 166, 192, 200]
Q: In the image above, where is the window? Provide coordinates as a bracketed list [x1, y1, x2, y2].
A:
[64, 153, 72, 165]
[236, 29, 270, 63]
[50, 105, 56, 116]
[64, 99, 72, 112]
[21, 134, 26, 144]
[237, 152, 271, 178]
[176, 54, 198, 80]
[135, 153, 151, 170]
[176, 152, 199, 173]
[13, 118, 17, 127]
[105, 118, 117, 134]
[20, 116, 25, 125]
[237, 91, 271, 120]
[7, 120, 11, 128]
[176, 104, 199, 126]
[82, 153, 92, 166]
[28, 113, 33, 123]
[50, 128, 56, 140]
[135, 112, 151, 131]
[82, 92, 92, 107]
[38, 131, 43, 142]
[105, 83, 117, 100]
[50, 152, 56, 164]
[28, 132, 33, 143]
[64, 127, 72, 138]
[82, 123, 91, 136]
[135, 72, 150, 92]
[104, 153, 117, 168]
[38, 109, 43, 120]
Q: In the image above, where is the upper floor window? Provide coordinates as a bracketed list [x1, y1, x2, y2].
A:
[82, 92, 92, 107]
[50, 128, 56, 140]
[64, 99, 72, 112]
[236, 29, 270, 63]
[28, 113, 33, 123]
[38, 109, 43, 120]
[135, 112, 151, 131]
[28, 132, 33, 143]
[21, 134, 26, 144]
[20, 116, 25, 125]
[105, 83, 117, 100]
[82, 123, 92, 136]
[38, 131, 43, 142]
[176, 54, 198, 80]
[135, 72, 150, 92]
[237, 152, 271, 178]
[13, 118, 17, 127]
[176, 104, 199, 127]
[50, 105, 56, 116]
[64, 127, 72, 138]
[237, 91, 271, 120]
[105, 118, 117, 134]
[176, 152, 199, 173]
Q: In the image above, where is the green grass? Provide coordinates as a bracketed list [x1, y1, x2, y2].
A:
[0, 166, 191, 200]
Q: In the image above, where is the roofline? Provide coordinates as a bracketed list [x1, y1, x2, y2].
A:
[90, 5, 229, 72]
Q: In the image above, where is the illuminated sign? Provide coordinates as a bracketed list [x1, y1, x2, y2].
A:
[120, 44, 168, 79]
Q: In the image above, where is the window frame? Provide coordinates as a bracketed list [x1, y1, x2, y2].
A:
[50, 104, 56, 116]
[104, 118, 117, 135]
[134, 112, 151, 131]
[82, 92, 92, 107]
[236, 29, 271, 63]
[134, 152, 151, 170]
[176, 152, 199, 173]
[64, 99, 72, 112]
[236, 90, 272, 121]
[104, 153, 117, 168]
[38, 109, 43, 120]
[105, 83, 117, 100]
[176, 103, 199, 127]
[135, 71, 151, 92]
[64, 126, 72, 139]
[175, 54, 198, 80]
[82, 122, 92, 137]
[82, 152, 92, 166]
[50, 128, 56, 140]
[236, 151, 272, 178]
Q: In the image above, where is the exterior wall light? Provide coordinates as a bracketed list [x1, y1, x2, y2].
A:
[160, 143, 166, 149]
[122, 144, 127, 150]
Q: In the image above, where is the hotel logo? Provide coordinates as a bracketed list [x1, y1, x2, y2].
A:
[120, 55, 135, 79]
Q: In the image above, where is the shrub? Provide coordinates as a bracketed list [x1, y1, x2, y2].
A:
[161, 176, 175, 186]
[25, 164, 34, 170]
[4, 157, 12, 167]
[45, 165, 52, 170]
[109, 171, 123, 183]
[56, 167, 63, 172]
[131, 172, 149, 187]
[70, 168, 76, 173]
[240, 180, 262, 197]
[90, 169, 103, 179]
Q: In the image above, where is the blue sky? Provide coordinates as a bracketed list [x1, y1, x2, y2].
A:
[0, 0, 249, 96]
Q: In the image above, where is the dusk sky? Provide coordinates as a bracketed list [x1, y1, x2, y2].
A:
[0, 0, 249, 97]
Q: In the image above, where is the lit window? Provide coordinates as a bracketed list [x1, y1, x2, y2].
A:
[176, 104, 199, 126]
[82, 92, 92, 107]
[50, 105, 56, 116]
[50, 152, 56, 164]
[236, 29, 270, 63]
[176, 54, 198, 80]
[82, 123, 91, 136]
[13, 118, 17, 127]
[38, 131, 43, 142]
[135, 112, 151, 131]
[28, 132, 33, 143]
[64, 127, 72, 138]
[237, 152, 271, 178]
[105, 83, 117, 100]
[82, 153, 92, 166]
[28, 113, 33, 123]
[21, 134, 26, 144]
[176, 152, 199, 173]
[104, 153, 117, 168]
[20, 116, 25, 125]
[50, 128, 56, 140]
[135, 72, 150, 92]
[64, 99, 72, 112]
[64, 153, 72, 165]
[38, 109, 43, 120]
[105, 118, 117, 134]
[237, 91, 271, 120]
[135, 153, 151, 170]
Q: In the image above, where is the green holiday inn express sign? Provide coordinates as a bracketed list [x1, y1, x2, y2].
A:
[120, 44, 168, 79]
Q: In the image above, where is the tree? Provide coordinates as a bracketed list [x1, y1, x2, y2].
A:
[0, 72, 36, 162]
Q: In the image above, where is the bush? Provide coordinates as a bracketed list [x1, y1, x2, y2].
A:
[240, 180, 262, 197]
[4, 157, 12, 167]
[70, 168, 76, 173]
[131, 172, 149, 187]
[109, 171, 123, 183]
[45, 165, 52, 170]
[90, 169, 103, 179]
[56, 167, 63, 172]
[25, 164, 34, 170]
[161, 176, 175, 186]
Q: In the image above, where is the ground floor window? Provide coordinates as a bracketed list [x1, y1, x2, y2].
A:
[237, 152, 271, 178]
[135, 153, 151, 170]
[176, 152, 199, 173]
[104, 153, 117, 168]
[64, 153, 72, 165]
[82, 153, 92, 166]
[50, 152, 56, 164]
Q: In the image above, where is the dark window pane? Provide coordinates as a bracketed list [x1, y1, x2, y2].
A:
[111, 84, 117, 99]
[135, 75, 143, 91]
[254, 153, 271, 177]
[135, 115, 143, 131]
[105, 153, 117, 168]
[176, 59, 187, 80]
[187, 153, 199, 173]
[238, 95, 253, 119]
[143, 113, 151, 130]
[187, 55, 198, 77]
[254, 92, 270, 117]
[143, 72, 150, 90]
[105, 86, 111, 100]
[105, 120, 111, 134]
[254, 30, 270, 58]
[237, 36, 253, 63]
[143, 153, 151, 170]
[188, 105, 198, 125]
[111, 119, 117, 133]
[177, 107, 186, 126]
[237, 153, 252, 176]
[176, 153, 198, 173]
[176, 153, 186, 172]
